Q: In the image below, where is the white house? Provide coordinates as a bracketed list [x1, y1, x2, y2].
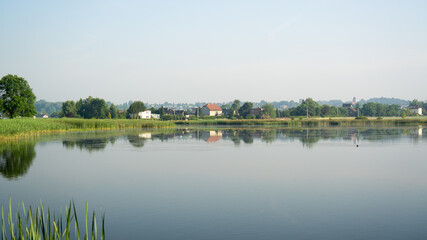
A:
[201, 104, 222, 116]
[151, 114, 160, 119]
[137, 110, 151, 119]
[409, 106, 423, 115]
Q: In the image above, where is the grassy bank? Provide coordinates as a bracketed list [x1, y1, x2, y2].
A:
[0, 118, 174, 140]
[175, 117, 427, 127]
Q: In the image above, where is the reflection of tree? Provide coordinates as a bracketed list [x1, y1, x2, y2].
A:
[261, 130, 277, 143]
[127, 135, 147, 148]
[0, 141, 36, 179]
[240, 130, 254, 144]
[63, 136, 118, 152]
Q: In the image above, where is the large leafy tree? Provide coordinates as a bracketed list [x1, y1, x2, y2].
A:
[76, 96, 109, 119]
[62, 100, 77, 117]
[262, 103, 276, 119]
[238, 102, 253, 118]
[127, 101, 146, 118]
[0, 74, 37, 118]
[295, 98, 320, 117]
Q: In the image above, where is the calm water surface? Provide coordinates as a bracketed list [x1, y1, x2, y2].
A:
[1, 127, 427, 239]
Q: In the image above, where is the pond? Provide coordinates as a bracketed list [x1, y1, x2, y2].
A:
[1, 126, 427, 239]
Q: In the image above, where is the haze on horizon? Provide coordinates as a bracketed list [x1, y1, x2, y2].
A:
[1, 0, 426, 104]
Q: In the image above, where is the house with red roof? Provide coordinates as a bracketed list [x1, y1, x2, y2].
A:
[201, 104, 223, 116]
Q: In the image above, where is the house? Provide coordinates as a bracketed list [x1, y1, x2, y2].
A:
[42, 114, 49, 118]
[164, 108, 185, 116]
[342, 97, 357, 117]
[409, 106, 423, 115]
[249, 107, 263, 116]
[201, 104, 222, 116]
[151, 114, 160, 119]
[137, 110, 151, 119]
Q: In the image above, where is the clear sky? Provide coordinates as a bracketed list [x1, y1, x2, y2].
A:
[1, 0, 426, 104]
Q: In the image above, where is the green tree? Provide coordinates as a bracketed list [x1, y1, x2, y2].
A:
[76, 96, 109, 119]
[361, 102, 377, 116]
[409, 99, 421, 107]
[127, 101, 146, 118]
[232, 99, 241, 112]
[0, 74, 37, 118]
[238, 102, 253, 118]
[62, 100, 77, 118]
[109, 103, 118, 119]
[295, 98, 319, 117]
[262, 103, 276, 119]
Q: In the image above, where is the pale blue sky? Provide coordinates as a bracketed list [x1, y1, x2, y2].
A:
[1, 0, 426, 103]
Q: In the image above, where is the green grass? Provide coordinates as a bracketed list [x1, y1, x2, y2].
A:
[0, 118, 174, 140]
[1, 197, 104, 240]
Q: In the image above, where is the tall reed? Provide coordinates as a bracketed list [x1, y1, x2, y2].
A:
[1, 197, 104, 240]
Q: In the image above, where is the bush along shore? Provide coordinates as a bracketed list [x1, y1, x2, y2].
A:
[0, 118, 174, 140]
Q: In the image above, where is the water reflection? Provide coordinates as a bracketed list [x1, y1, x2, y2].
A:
[0, 141, 36, 179]
[63, 136, 119, 152]
[0, 127, 425, 179]
[60, 127, 426, 150]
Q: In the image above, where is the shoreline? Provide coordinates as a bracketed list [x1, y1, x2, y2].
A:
[1, 117, 426, 141]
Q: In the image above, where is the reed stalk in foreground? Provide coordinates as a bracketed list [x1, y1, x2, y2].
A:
[1, 197, 104, 240]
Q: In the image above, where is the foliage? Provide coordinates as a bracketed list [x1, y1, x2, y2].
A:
[75, 97, 109, 119]
[1, 197, 105, 240]
[238, 102, 253, 118]
[261, 103, 276, 119]
[126, 101, 146, 118]
[62, 100, 77, 118]
[109, 104, 118, 119]
[231, 99, 241, 112]
[294, 98, 320, 117]
[0, 75, 37, 118]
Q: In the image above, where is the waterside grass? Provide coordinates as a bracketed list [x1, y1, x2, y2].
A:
[1, 197, 104, 240]
[0, 118, 174, 140]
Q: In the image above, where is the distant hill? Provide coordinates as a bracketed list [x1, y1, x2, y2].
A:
[35, 100, 63, 115]
[358, 97, 409, 106]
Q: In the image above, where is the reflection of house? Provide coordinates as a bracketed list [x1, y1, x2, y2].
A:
[138, 133, 152, 139]
[201, 131, 223, 143]
[342, 97, 357, 117]
[201, 104, 222, 116]
[249, 107, 263, 116]
[138, 110, 151, 119]
[409, 106, 423, 115]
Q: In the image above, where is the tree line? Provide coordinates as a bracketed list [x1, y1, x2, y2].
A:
[1, 74, 426, 119]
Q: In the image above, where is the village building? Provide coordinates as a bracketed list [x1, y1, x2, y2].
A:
[408, 106, 423, 115]
[164, 108, 185, 116]
[342, 97, 357, 117]
[201, 104, 222, 116]
[249, 107, 263, 116]
[137, 110, 151, 119]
